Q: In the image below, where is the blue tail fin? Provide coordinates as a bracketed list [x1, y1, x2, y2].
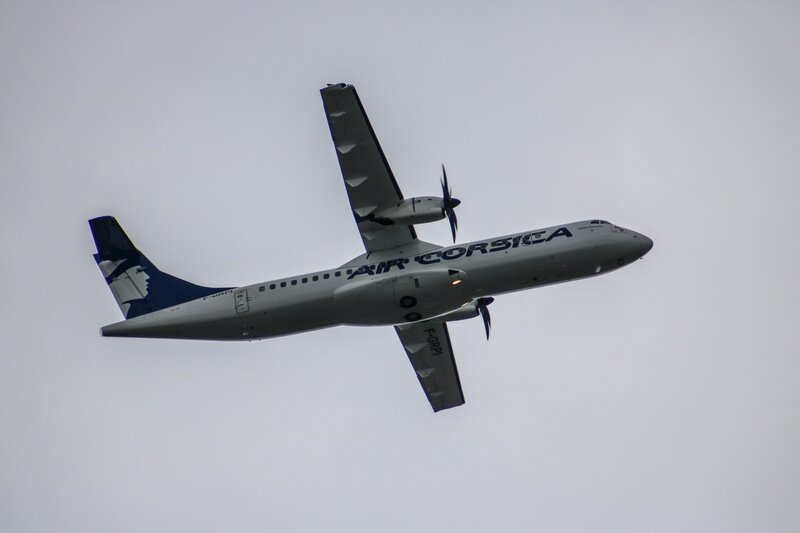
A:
[89, 216, 231, 319]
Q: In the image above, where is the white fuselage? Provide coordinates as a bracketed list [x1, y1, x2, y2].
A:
[101, 220, 652, 341]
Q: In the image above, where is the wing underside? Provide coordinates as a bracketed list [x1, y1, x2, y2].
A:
[321, 83, 417, 253]
[321, 84, 462, 411]
[395, 321, 465, 412]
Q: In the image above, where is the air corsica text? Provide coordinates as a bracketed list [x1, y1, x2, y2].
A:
[348, 226, 573, 279]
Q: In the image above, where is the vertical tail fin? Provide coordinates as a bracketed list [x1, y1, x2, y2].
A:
[89, 216, 231, 319]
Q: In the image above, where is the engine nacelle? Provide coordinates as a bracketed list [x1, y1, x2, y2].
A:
[369, 197, 446, 225]
[435, 301, 481, 322]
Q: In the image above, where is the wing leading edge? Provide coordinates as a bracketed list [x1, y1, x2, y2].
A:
[321, 83, 417, 253]
[395, 321, 465, 412]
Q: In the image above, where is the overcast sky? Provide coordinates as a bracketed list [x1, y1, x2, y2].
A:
[2, 1, 799, 532]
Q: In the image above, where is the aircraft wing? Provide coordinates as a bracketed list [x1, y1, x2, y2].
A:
[321, 83, 417, 253]
[395, 321, 465, 412]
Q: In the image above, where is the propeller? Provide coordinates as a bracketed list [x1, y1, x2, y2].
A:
[440, 164, 461, 242]
[476, 297, 495, 340]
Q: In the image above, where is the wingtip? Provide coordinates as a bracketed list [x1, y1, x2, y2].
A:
[321, 83, 348, 92]
[88, 215, 116, 226]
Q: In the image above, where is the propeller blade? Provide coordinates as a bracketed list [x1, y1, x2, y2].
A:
[447, 207, 458, 242]
[477, 297, 494, 340]
[441, 164, 461, 242]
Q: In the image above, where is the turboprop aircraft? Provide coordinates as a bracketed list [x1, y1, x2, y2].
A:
[90, 83, 653, 412]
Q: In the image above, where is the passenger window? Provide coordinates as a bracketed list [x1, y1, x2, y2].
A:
[323, 273, 330, 279]
[335, 271, 341, 277]
[313, 275, 319, 281]
[269, 284, 276, 290]
[302, 278, 308, 283]
[291, 280, 297, 286]
[280, 282, 286, 287]
[346, 269, 353, 275]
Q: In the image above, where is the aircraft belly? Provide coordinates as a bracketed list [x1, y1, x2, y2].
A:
[333, 269, 470, 325]
[252, 298, 338, 339]
[459, 238, 622, 297]
[102, 288, 341, 341]
[101, 293, 242, 340]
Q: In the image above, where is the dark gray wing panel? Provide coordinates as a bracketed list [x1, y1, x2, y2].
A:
[394, 321, 465, 412]
[320, 84, 417, 253]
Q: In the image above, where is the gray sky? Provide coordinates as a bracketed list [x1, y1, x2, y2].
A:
[2, 1, 799, 532]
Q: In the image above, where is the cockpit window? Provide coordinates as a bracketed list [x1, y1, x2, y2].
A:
[589, 219, 609, 225]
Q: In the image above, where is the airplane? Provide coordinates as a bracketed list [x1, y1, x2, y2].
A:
[90, 83, 653, 412]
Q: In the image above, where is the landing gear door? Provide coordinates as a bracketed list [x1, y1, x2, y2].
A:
[393, 274, 419, 309]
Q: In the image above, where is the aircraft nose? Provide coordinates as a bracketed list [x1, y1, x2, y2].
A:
[635, 233, 653, 257]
